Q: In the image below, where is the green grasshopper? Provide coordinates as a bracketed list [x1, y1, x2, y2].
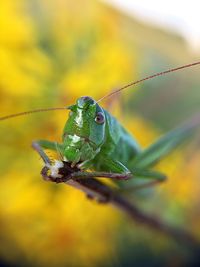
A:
[1, 62, 200, 193]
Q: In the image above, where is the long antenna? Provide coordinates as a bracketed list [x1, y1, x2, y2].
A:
[97, 61, 200, 103]
[0, 107, 67, 121]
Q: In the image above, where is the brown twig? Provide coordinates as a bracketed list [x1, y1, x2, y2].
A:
[41, 166, 200, 253]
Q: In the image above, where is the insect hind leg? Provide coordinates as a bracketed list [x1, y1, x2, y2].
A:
[119, 169, 167, 192]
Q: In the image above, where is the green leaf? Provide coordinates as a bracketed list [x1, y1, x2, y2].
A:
[131, 115, 200, 169]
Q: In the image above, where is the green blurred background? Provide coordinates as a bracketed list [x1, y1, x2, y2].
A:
[0, 0, 200, 266]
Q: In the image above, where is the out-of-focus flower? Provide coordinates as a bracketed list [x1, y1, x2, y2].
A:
[1, 0, 200, 266]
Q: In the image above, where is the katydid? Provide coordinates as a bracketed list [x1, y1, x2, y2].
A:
[1, 62, 200, 192]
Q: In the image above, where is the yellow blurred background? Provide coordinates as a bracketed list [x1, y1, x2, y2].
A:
[0, 0, 200, 266]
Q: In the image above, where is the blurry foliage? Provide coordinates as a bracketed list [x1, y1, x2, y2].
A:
[0, 0, 200, 266]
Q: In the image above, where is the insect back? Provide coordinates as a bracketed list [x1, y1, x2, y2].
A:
[62, 96, 106, 167]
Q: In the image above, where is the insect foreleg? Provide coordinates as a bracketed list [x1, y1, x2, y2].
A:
[33, 140, 63, 152]
[93, 155, 131, 175]
[32, 140, 67, 181]
[32, 140, 64, 160]
[32, 141, 52, 165]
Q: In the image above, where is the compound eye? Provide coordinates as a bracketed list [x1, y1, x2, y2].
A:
[95, 112, 105, 124]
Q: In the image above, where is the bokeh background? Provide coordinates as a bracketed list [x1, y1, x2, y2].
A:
[0, 0, 200, 266]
